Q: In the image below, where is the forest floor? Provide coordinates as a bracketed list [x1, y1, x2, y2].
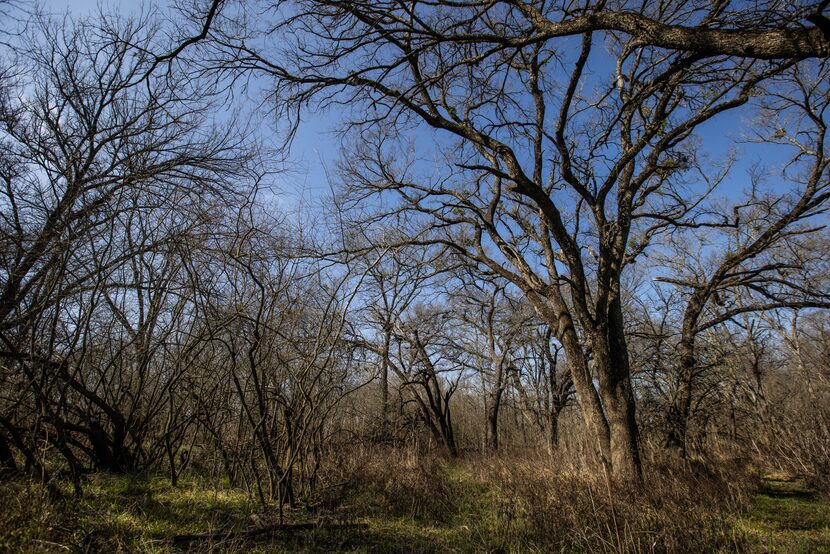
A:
[1, 463, 829, 552]
[738, 473, 830, 553]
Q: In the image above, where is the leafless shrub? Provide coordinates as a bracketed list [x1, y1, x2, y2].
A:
[314, 447, 457, 523]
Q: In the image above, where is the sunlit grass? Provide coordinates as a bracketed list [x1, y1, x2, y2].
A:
[80, 474, 254, 540]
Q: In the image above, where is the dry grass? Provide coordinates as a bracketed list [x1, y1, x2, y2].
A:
[468, 455, 752, 552]
[311, 448, 756, 553]
[4, 449, 824, 553]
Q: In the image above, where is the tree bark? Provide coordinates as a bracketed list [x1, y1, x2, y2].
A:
[666, 334, 696, 457]
[485, 395, 500, 451]
[516, 5, 830, 60]
[607, 297, 642, 481]
[553, 311, 613, 472]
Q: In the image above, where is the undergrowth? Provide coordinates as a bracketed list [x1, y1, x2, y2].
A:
[1, 452, 826, 553]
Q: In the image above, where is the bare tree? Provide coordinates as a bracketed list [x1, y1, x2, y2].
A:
[510, 323, 574, 453]
[451, 271, 524, 451]
[356, 237, 449, 426]
[654, 61, 830, 456]
[357, 293, 465, 457]
[0, 9, 254, 490]
[204, 0, 830, 480]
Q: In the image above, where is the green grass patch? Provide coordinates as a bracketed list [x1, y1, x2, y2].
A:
[0, 463, 541, 553]
[739, 475, 830, 553]
[0, 474, 261, 553]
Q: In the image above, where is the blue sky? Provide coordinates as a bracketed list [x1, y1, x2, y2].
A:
[41, 0, 147, 17]
[28, 0, 827, 316]
[38, 0, 337, 206]
[34, 0, 800, 215]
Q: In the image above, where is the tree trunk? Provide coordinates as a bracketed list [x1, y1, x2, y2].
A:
[380, 326, 391, 421]
[548, 405, 560, 452]
[485, 397, 500, 451]
[533, 291, 640, 481]
[0, 434, 17, 473]
[443, 414, 458, 457]
[593, 356, 641, 482]
[606, 402, 641, 481]
[666, 305, 702, 458]
[593, 298, 642, 482]
[557, 318, 612, 469]
[666, 335, 696, 457]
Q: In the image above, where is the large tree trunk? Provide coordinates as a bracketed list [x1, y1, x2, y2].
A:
[556, 315, 612, 471]
[588, 298, 642, 482]
[605, 396, 641, 481]
[531, 276, 641, 481]
[607, 298, 642, 481]
[592, 349, 641, 481]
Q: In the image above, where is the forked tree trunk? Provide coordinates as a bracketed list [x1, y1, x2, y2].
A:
[557, 321, 613, 472]
[604, 299, 642, 481]
[542, 296, 642, 482]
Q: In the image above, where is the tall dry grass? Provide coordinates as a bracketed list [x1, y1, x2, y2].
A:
[314, 446, 755, 553]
